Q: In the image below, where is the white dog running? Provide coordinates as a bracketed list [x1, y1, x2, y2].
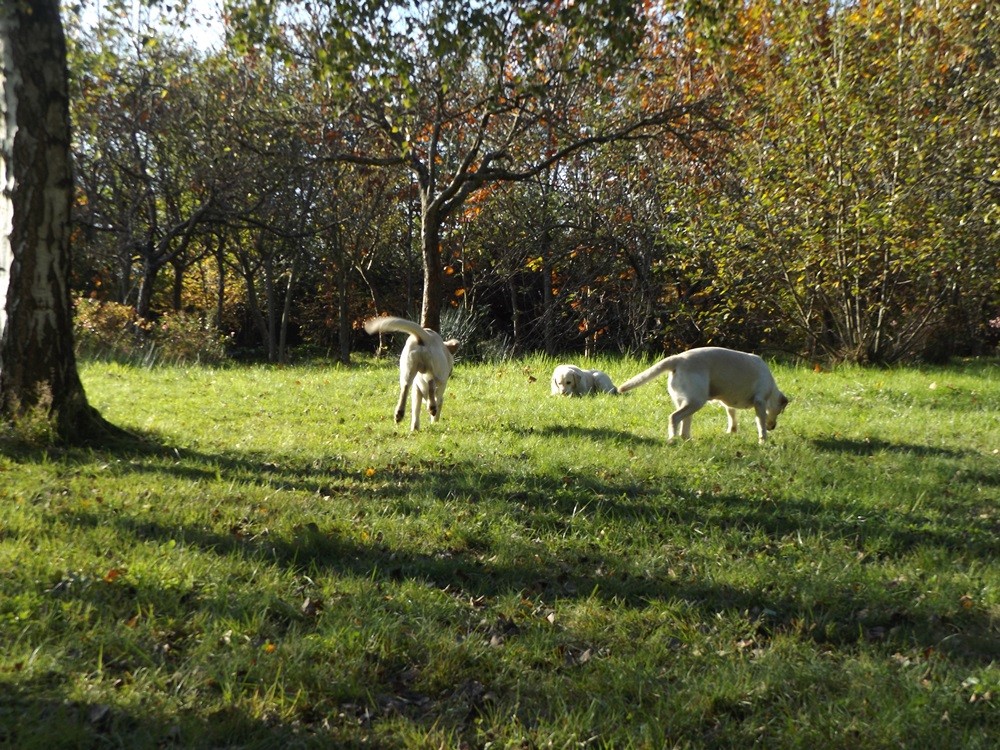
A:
[551, 364, 618, 396]
[617, 347, 788, 442]
[365, 316, 460, 431]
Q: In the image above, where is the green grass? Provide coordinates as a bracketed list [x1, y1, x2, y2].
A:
[1, 355, 998, 748]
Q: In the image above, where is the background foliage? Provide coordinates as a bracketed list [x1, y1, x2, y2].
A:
[64, 1, 999, 363]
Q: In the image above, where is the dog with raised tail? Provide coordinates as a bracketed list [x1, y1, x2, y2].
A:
[365, 316, 460, 431]
[618, 347, 788, 443]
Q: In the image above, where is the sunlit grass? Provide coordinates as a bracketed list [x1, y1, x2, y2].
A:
[1, 355, 997, 747]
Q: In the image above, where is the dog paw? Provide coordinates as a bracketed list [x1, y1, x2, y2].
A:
[394, 410, 404, 423]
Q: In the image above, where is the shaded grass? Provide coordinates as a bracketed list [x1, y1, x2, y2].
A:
[1, 355, 998, 747]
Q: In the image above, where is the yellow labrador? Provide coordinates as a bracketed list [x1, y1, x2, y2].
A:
[618, 347, 788, 442]
[551, 364, 618, 396]
[365, 316, 460, 430]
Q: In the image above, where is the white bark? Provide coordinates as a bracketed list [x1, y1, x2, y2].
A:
[0, 10, 19, 342]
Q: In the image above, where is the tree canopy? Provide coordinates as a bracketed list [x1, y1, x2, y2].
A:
[57, 0, 998, 363]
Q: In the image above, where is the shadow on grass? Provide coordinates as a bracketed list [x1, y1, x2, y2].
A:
[0, 673, 343, 749]
[59, 475, 1000, 678]
[50, 425, 999, 565]
[56, 428, 998, 633]
[18, 427, 999, 744]
[515, 424, 662, 445]
[811, 436, 976, 459]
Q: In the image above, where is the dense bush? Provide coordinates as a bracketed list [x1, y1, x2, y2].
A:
[74, 297, 227, 366]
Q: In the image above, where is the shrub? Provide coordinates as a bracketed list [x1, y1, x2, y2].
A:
[74, 297, 227, 366]
[153, 310, 228, 365]
[74, 298, 152, 363]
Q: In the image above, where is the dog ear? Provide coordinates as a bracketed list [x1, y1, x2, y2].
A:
[444, 339, 460, 354]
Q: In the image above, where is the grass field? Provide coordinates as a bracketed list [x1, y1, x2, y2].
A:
[1, 355, 998, 748]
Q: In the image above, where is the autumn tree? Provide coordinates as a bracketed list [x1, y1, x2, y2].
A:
[299, 160, 408, 363]
[691, 0, 999, 362]
[69, 16, 219, 320]
[0, 1, 119, 442]
[231, 0, 717, 333]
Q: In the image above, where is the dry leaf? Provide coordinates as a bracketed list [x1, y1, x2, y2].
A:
[103, 568, 124, 583]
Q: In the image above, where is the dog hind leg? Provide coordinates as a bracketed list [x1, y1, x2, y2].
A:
[724, 406, 738, 434]
[669, 402, 702, 440]
[426, 379, 438, 421]
[410, 386, 423, 430]
[667, 369, 706, 440]
[394, 380, 411, 424]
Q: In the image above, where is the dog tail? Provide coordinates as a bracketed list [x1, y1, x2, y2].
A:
[364, 316, 429, 343]
[616, 356, 679, 394]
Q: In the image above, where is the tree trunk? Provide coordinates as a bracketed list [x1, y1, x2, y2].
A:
[213, 236, 226, 330]
[171, 258, 185, 311]
[135, 249, 160, 320]
[508, 278, 521, 354]
[241, 264, 269, 357]
[277, 251, 299, 364]
[337, 263, 351, 364]
[541, 239, 555, 356]
[419, 199, 444, 331]
[262, 253, 278, 362]
[0, 2, 122, 442]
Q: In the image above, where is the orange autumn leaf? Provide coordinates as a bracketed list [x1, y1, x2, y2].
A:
[103, 568, 124, 583]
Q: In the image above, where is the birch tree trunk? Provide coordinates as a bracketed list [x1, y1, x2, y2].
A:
[0, 2, 119, 442]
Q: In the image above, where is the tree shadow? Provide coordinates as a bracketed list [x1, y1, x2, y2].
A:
[811, 436, 975, 460]
[514, 424, 662, 445]
[14, 425, 999, 744]
[53, 427, 999, 628]
[50, 425, 998, 565]
[0, 673, 348, 748]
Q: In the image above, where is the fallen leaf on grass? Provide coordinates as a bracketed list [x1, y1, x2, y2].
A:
[103, 568, 124, 583]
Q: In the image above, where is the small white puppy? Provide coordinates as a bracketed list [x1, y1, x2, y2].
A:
[551, 364, 618, 396]
[617, 347, 788, 443]
[365, 316, 460, 431]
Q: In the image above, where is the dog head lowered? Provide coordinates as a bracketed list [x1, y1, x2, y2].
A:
[365, 316, 460, 430]
[551, 364, 618, 396]
[618, 346, 787, 442]
[765, 391, 789, 432]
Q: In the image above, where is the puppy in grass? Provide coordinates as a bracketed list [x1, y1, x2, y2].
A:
[550, 364, 618, 396]
[617, 347, 788, 443]
[365, 316, 460, 431]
